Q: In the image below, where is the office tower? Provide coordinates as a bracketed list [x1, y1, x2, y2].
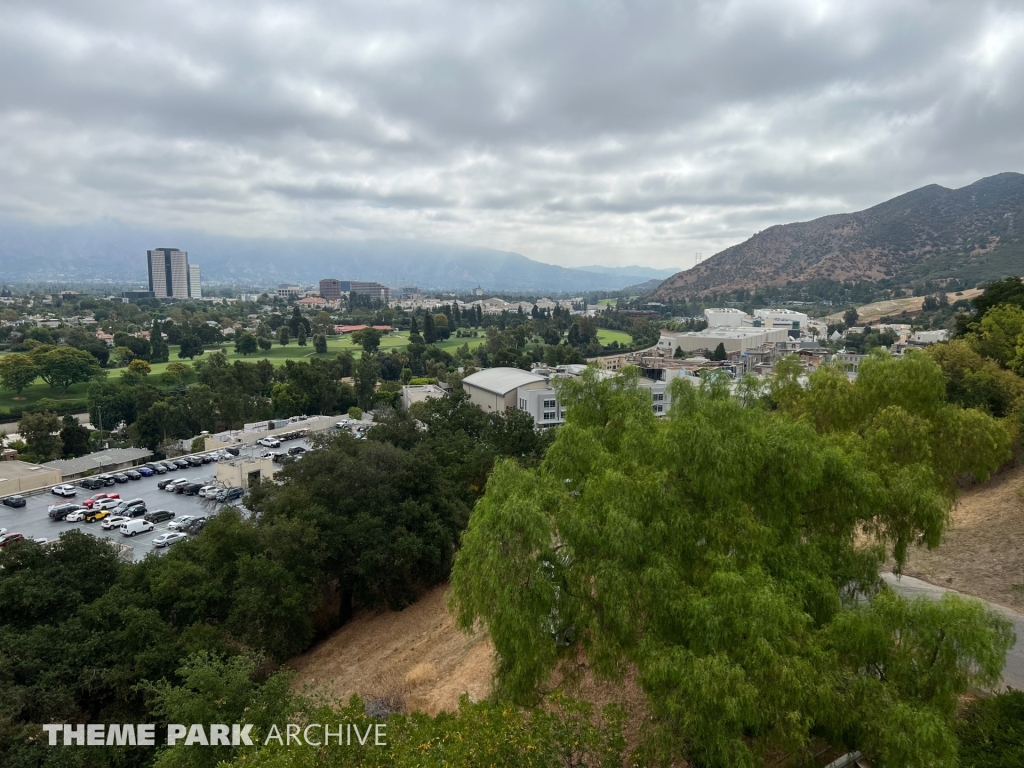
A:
[147, 248, 190, 299]
[319, 278, 342, 300]
[189, 264, 202, 299]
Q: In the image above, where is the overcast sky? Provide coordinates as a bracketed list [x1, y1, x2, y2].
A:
[1, 0, 1022, 270]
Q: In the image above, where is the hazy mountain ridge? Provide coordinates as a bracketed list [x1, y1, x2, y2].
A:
[0, 218, 660, 292]
[652, 172, 1024, 299]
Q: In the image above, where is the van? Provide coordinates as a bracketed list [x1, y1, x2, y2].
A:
[120, 519, 155, 537]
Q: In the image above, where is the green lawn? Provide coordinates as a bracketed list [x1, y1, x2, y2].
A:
[597, 329, 632, 345]
[0, 332, 490, 415]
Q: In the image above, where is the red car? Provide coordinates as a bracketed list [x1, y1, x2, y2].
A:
[83, 493, 120, 509]
[0, 533, 26, 548]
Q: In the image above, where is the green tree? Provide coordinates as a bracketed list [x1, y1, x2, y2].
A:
[234, 332, 259, 356]
[144, 653, 298, 768]
[162, 361, 193, 388]
[59, 414, 91, 458]
[258, 336, 273, 352]
[355, 354, 380, 410]
[312, 334, 327, 354]
[449, 364, 1012, 768]
[178, 334, 205, 360]
[348, 406, 362, 420]
[352, 327, 381, 354]
[0, 353, 40, 395]
[296, 324, 307, 347]
[33, 346, 102, 394]
[150, 318, 170, 363]
[712, 341, 727, 360]
[844, 307, 860, 327]
[423, 312, 436, 344]
[967, 303, 1024, 367]
[277, 326, 290, 346]
[18, 410, 63, 461]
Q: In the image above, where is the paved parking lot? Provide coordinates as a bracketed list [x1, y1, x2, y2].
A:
[1, 434, 320, 561]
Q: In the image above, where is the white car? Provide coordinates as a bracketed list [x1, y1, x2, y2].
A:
[0, 527, 6, 536]
[198, 485, 220, 498]
[65, 510, 87, 522]
[101, 515, 131, 530]
[164, 478, 189, 491]
[51, 484, 78, 497]
[94, 497, 122, 510]
[34, 537, 49, 544]
[257, 437, 281, 448]
[168, 515, 197, 531]
[152, 532, 187, 548]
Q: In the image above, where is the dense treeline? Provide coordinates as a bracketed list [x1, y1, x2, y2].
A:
[0, 392, 549, 767]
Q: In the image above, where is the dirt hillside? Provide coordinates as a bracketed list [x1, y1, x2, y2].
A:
[894, 462, 1024, 612]
[288, 586, 494, 715]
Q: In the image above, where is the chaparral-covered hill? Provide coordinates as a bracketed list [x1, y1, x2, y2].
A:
[652, 172, 1024, 299]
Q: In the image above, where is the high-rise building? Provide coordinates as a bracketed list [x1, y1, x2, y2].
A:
[319, 278, 344, 300]
[189, 264, 202, 299]
[147, 248, 190, 299]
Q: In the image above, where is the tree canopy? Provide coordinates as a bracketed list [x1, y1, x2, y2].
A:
[450, 358, 1014, 768]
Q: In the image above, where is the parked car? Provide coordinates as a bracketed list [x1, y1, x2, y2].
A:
[164, 479, 189, 492]
[271, 452, 287, 463]
[65, 510, 87, 523]
[200, 453, 216, 463]
[101, 515, 132, 530]
[145, 462, 166, 475]
[161, 462, 178, 472]
[0, 533, 26, 548]
[137, 466, 155, 477]
[168, 515, 198, 531]
[215, 487, 245, 502]
[288, 446, 307, 456]
[79, 477, 105, 490]
[181, 483, 204, 496]
[112, 473, 130, 484]
[156, 478, 175, 490]
[83, 493, 120, 508]
[144, 510, 175, 524]
[97, 475, 117, 486]
[112, 499, 147, 517]
[84, 508, 110, 523]
[224, 446, 240, 456]
[198, 485, 220, 498]
[51, 484, 78, 497]
[185, 455, 204, 467]
[183, 517, 207, 535]
[2, 495, 27, 508]
[152, 532, 187, 548]
[173, 459, 190, 469]
[33, 537, 49, 545]
[120, 519, 154, 537]
[93, 498, 122, 511]
[257, 437, 281, 448]
[125, 469, 142, 480]
[48, 503, 82, 521]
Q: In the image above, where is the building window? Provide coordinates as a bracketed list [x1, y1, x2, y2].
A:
[543, 411, 556, 421]
[653, 404, 664, 413]
[653, 393, 664, 401]
[543, 399, 557, 409]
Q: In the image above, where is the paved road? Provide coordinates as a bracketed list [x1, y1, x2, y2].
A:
[884, 572, 1024, 691]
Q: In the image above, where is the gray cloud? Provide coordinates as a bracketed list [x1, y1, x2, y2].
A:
[0, 0, 1022, 269]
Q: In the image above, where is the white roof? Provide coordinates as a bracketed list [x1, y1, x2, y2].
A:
[462, 367, 547, 396]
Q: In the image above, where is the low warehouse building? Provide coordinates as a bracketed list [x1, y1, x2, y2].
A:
[0, 460, 62, 496]
[461, 367, 549, 413]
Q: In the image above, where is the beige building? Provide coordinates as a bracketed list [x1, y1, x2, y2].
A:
[0, 460, 62, 496]
[215, 456, 274, 489]
[461, 368, 548, 413]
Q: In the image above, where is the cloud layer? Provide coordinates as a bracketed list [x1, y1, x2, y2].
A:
[1, 0, 1023, 269]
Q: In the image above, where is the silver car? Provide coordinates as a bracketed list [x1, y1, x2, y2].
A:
[152, 532, 187, 548]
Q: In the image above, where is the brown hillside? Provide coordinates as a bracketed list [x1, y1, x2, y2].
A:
[652, 172, 1024, 299]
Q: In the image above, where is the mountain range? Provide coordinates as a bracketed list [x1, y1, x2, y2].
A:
[0, 218, 678, 293]
[652, 172, 1024, 300]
